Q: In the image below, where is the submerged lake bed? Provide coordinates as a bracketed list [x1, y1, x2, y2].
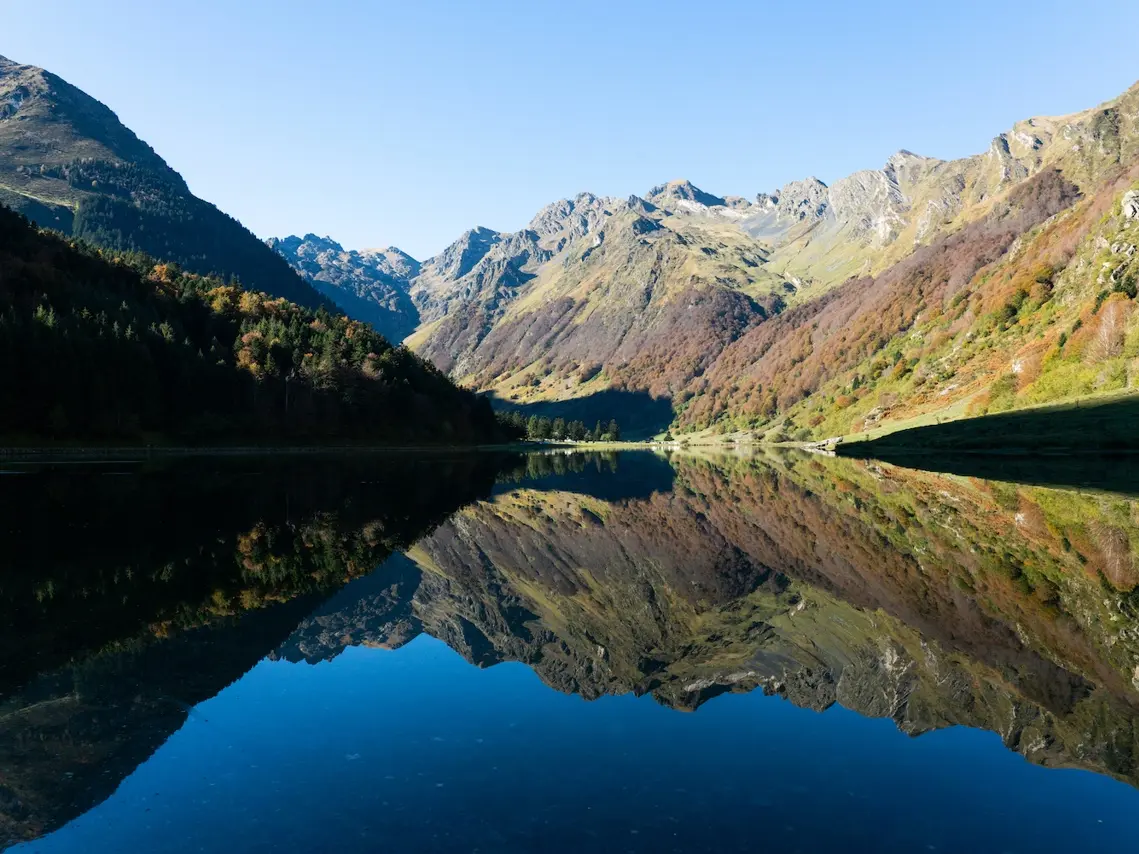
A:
[4, 449, 1139, 853]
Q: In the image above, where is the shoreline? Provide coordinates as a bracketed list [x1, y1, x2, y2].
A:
[0, 439, 656, 462]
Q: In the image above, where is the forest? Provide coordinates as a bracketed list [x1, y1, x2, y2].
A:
[48, 159, 328, 309]
[0, 205, 512, 445]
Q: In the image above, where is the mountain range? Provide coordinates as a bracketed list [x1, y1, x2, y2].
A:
[4, 51, 1139, 440]
[271, 83, 1139, 439]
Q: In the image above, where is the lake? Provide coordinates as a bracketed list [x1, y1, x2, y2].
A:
[3, 449, 1139, 853]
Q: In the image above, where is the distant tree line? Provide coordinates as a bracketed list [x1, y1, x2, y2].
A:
[496, 410, 621, 442]
[0, 204, 509, 445]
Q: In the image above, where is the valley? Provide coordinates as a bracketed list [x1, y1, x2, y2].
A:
[4, 51, 1139, 449]
[265, 84, 1139, 445]
[6, 8, 1139, 853]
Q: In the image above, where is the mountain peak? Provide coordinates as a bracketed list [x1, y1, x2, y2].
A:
[885, 149, 937, 178]
[462, 225, 501, 241]
[754, 177, 830, 222]
[422, 225, 503, 281]
[0, 52, 179, 185]
[526, 191, 617, 241]
[646, 179, 727, 209]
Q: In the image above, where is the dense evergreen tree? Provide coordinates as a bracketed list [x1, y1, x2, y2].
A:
[0, 205, 511, 445]
[496, 410, 621, 443]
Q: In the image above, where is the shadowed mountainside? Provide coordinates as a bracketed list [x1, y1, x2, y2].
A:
[837, 395, 1139, 461]
[488, 388, 675, 440]
[0, 205, 508, 445]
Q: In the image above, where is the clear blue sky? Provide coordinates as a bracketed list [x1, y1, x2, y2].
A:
[7, 0, 1139, 259]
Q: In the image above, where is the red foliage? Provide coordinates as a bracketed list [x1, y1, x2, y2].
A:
[679, 170, 1082, 427]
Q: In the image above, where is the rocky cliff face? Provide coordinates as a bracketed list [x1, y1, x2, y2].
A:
[749, 84, 1139, 287]
[267, 233, 421, 341]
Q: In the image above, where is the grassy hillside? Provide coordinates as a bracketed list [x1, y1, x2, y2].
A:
[677, 159, 1139, 441]
[679, 169, 1086, 431]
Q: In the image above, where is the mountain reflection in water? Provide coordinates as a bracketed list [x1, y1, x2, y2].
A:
[3, 449, 1139, 852]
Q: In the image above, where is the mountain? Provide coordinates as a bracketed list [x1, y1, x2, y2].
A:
[0, 204, 508, 444]
[685, 86, 1139, 439]
[269, 80, 1139, 440]
[0, 55, 327, 309]
[450, 80, 1139, 437]
[266, 234, 421, 341]
[403, 189, 785, 408]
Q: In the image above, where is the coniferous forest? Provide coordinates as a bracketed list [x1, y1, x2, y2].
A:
[58, 159, 330, 310]
[0, 205, 514, 445]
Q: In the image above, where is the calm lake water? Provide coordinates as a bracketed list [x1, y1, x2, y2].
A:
[3, 449, 1139, 853]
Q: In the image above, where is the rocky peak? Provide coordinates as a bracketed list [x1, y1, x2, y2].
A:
[268, 232, 421, 340]
[268, 233, 344, 257]
[828, 163, 909, 246]
[756, 177, 830, 223]
[883, 149, 939, 188]
[985, 134, 1032, 186]
[268, 233, 420, 289]
[527, 191, 619, 243]
[646, 179, 727, 210]
[626, 194, 659, 216]
[359, 246, 422, 280]
[425, 225, 503, 280]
